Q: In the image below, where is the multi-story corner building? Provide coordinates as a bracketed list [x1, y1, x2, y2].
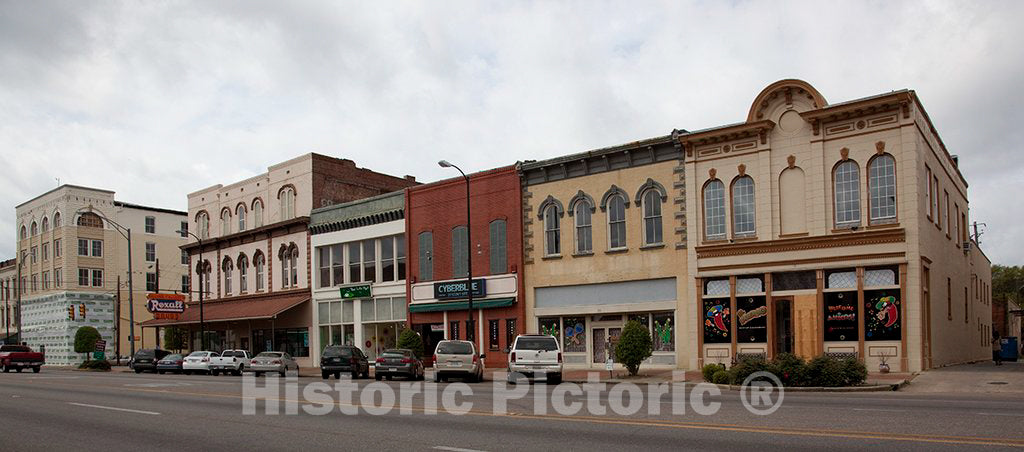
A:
[14, 185, 188, 364]
[141, 153, 416, 367]
[406, 166, 525, 366]
[1, 259, 19, 344]
[309, 191, 409, 366]
[679, 79, 991, 373]
[519, 137, 690, 370]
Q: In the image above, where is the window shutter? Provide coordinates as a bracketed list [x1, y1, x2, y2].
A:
[490, 220, 507, 274]
[418, 232, 432, 281]
[452, 227, 466, 278]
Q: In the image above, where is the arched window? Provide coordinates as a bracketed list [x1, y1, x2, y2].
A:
[53, 212, 61, 228]
[20, 225, 26, 240]
[834, 160, 861, 227]
[220, 209, 231, 236]
[289, 244, 299, 287]
[731, 176, 755, 237]
[254, 252, 265, 292]
[573, 199, 593, 254]
[196, 211, 210, 240]
[237, 205, 247, 231]
[252, 199, 264, 228]
[223, 258, 234, 295]
[868, 154, 897, 223]
[543, 205, 561, 256]
[641, 189, 663, 245]
[196, 260, 212, 297]
[30, 221, 38, 236]
[280, 186, 296, 220]
[607, 194, 627, 249]
[238, 254, 249, 293]
[77, 212, 104, 228]
[703, 180, 726, 240]
[41, 217, 49, 233]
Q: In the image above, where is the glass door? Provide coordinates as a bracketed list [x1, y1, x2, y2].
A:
[774, 299, 794, 355]
[592, 329, 606, 363]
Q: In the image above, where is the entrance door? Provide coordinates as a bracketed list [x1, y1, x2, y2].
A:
[774, 299, 794, 355]
[591, 327, 623, 363]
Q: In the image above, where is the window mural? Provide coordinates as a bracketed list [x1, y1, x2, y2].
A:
[824, 291, 858, 342]
[562, 317, 587, 353]
[703, 299, 730, 343]
[736, 296, 767, 343]
[865, 289, 901, 341]
[652, 312, 675, 352]
[539, 317, 559, 338]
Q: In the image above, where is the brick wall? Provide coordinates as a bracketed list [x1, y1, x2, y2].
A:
[311, 155, 418, 208]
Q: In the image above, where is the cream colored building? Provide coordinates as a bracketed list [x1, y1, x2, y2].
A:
[14, 185, 188, 364]
[520, 137, 690, 369]
[680, 79, 991, 373]
[1, 258, 18, 344]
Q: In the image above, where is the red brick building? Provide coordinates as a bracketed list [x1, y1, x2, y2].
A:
[405, 165, 524, 367]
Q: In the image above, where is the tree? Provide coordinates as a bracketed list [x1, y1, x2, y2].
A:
[74, 326, 101, 363]
[163, 327, 187, 352]
[396, 328, 425, 358]
[993, 265, 1024, 309]
[615, 320, 653, 376]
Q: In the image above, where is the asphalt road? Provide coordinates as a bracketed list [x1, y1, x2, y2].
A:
[1, 369, 1023, 451]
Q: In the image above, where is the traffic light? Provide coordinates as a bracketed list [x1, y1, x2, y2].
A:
[68, 305, 75, 320]
[79, 304, 86, 319]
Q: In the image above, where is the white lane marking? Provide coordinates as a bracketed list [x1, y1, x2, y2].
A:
[433, 447, 488, 452]
[976, 412, 1024, 417]
[123, 382, 193, 388]
[67, 402, 160, 415]
[852, 408, 905, 413]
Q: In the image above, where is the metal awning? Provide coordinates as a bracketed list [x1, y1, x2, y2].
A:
[139, 294, 309, 327]
[407, 297, 515, 313]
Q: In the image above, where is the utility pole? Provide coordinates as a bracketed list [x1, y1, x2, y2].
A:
[155, 258, 160, 293]
[128, 228, 135, 357]
[16, 257, 23, 345]
[116, 275, 121, 365]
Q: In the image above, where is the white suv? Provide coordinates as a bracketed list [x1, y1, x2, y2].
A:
[507, 334, 562, 384]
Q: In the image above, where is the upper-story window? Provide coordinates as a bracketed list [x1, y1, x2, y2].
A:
[20, 225, 26, 240]
[145, 242, 156, 262]
[703, 180, 726, 240]
[641, 189, 664, 245]
[180, 221, 188, 238]
[78, 212, 103, 228]
[238, 254, 249, 293]
[196, 260, 212, 297]
[223, 258, 233, 295]
[452, 226, 468, 278]
[362, 240, 376, 283]
[868, 154, 897, 223]
[237, 205, 247, 231]
[252, 199, 264, 228]
[607, 194, 627, 249]
[53, 212, 61, 228]
[254, 252, 266, 291]
[280, 187, 296, 221]
[196, 211, 209, 239]
[145, 216, 156, 234]
[279, 244, 299, 289]
[925, 166, 933, 221]
[418, 231, 433, 281]
[220, 209, 231, 236]
[489, 220, 507, 274]
[41, 217, 49, 233]
[30, 221, 37, 236]
[833, 160, 861, 227]
[731, 176, 755, 237]
[543, 205, 561, 256]
[573, 199, 593, 254]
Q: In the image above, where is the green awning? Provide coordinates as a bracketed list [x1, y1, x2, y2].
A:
[408, 297, 516, 313]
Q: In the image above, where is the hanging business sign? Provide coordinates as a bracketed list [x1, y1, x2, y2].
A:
[433, 279, 486, 300]
[146, 293, 186, 320]
[340, 284, 372, 300]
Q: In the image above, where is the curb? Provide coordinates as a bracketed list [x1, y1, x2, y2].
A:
[704, 380, 908, 392]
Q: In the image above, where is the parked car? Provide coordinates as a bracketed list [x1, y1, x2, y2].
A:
[156, 354, 185, 374]
[374, 349, 424, 381]
[506, 334, 562, 384]
[131, 348, 171, 374]
[182, 351, 219, 375]
[0, 344, 45, 373]
[250, 351, 299, 377]
[433, 340, 484, 383]
[320, 345, 370, 379]
[209, 349, 251, 376]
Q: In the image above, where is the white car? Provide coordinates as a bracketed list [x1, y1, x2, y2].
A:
[507, 334, 563, 384]
[182, 351, 219, 375]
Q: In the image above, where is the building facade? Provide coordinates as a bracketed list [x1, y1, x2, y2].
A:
[406, 166, 525, 366]
[14, 185, 188, 364]
[680, 79, 991, 373]
[519, 137, 690, 369]
[309, 191, 408, 366]
[1, 259, 18, 344]
[141, 153, 416, 367]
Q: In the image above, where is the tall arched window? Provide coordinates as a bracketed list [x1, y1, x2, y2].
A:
[30, 221, 38, 236]
[252, 199, 264, 228]
[238, 254, 249, 293]
[280, 187, 296, 220]
[834, 160, 861, 227]
[53, 212, 61, 228]
[223, 258, 234, 295]
[20, 225, 26, 240]
[574, 200, 593, 254]
[731, 176, 755, 237]
[41, 217, 49, 233]
[196, 211, 210, 240]
[543, 205, 561, 256]
[289, 244, 299, 287]
[703, 180, 726, 240]
[641, 189, 663, 245]
[237, 205, 247, 232]
[77, 212, 103, 228]
[254, 252, 265, 291]
[220, 209, 231, 236]
[868, 154, 897, 223]
[280, 246, 289, 288]
[196, 260, 211, 297]
[607, 194, 627, 249]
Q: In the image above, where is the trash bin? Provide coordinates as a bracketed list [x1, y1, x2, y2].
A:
[1001, 337, 1019, 361]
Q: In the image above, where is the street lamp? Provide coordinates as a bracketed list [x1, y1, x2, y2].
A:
[77, 207, 136, 357]
[178, 229, 205, 351]
[438, 160, 475, 347]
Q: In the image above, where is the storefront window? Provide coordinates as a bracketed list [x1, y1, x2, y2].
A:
[361, 299, 375, 322]
[826, 270, 856, 289]
[330, 301, 342, 324]
[318, 302, 330, 325]
[824, 291, 857, 342]
[864, 289, 900, 341]
[736, 297, 767, 343]
[489, 320, 500, 351]
[628, 313, 650, 328]
[703, 298, 730, 344]
[539, 317, 559, 338]
[375, 297, 391, 320]
[562, 317, 586, 353]
[254, 328, 309, 357]
[651, 312, 674, 351]
[772, 271, 816, 291]
[735, 276, 763, 294]
[391, 298, 407, 321]
[343, 300, 354, 323]
[704, 278, 730, 296]
[450, 321, 460, 340]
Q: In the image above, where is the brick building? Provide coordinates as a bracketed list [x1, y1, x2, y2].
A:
[406, 165, 524, 366]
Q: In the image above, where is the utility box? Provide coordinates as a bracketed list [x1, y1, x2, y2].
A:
[1001, 337, 1019, 361]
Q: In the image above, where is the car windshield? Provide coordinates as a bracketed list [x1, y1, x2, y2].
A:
[0, 345, 29, 352]
[186, 352, 207, 357]
[516, 337, 558, 351]
[164, 354, 182, 360]
[381, 350, 408, 358]
[322, 347, 352, 358]
[436, 342, 473, 355]
[256, 352, 282, 358]
[222, 351, 244, 358]
[136, 350, 155, 358]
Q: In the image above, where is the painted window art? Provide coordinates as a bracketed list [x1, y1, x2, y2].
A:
[736, 296, 767, 343]
[865, 289, 901, 341]
[562, 317, 586, 353]
[824, 291, 858, 342]
[652, 312, 675, 352]
[539, 317, 559, 339]
[703, 299, 730, 344]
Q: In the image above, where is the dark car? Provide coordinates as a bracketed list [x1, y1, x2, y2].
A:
[374, 349, 424, 381]
[156, 354, 185, 374]
[320, 345, 370, 379]
[131, 349, 171, 373]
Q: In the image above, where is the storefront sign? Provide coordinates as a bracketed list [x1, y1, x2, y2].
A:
[824, 291, 858, 342]
[146, 294, 185, 320]
[864, 289, 900, 341]
[94, 340, 106, 352]
[433, 279, 486, 300]
[736, 296, 767, 343]
[703, 299, 731, 344]
[340, 284, 372, 299]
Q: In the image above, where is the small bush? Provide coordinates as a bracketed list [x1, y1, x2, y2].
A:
[711, 370, 731, 385]
[615, 320, 653, 376]
[805, 355, 846, 387]
[78, 360, 111, 371]
[74, 326, 101, 362]
[729, 356, 770, 385]
[396, 329, 425, 358]
[702, 363, 726, 382]
[839, 357, 868, 386]
[769, 353, 807, 387]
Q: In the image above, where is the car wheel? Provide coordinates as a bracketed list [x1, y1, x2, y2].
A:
[234, 369, 242, 376]
[334, 372, 341, 379]
[506, 370, 517, 385]
[375, 374, 382, 381]
[184, 370, 191, 375]
[211, 370, 219, 376]
[550, 373, 562, 385]
[2, 365, 8, 373]
[158, 370, 165, 375]
[254, 371, 263, 377]
[279, 369, 286, 377]
[433, 372, 441, 383]
[352, 369, 359, 380]
[32, 366, 40, 374]
[322, 371, 330, 380]
[15, 367, 22, 373]
[385, 375, 392, 381]
[134, 368, 143, 374]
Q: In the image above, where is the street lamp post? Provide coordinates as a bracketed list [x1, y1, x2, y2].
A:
[179, 229, 205, 351]
[438, 160, 474, 347]
[78, 207, 135, 357]
[14, 258, 26, 344]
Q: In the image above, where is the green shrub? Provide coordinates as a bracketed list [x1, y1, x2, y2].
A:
[711, 370, 731, 385]
[769, 353, 807, 387]
[805, 355, 846, 387]
[615, 320, 653, 376]
[74, 326, 101, 362]
[839, 357, 868, 386]
[729, 356, 770, 385]
[163, 327, 187, 352]
[78, 360, 111, 371]
[396, 329, 425, 358]
[702, 363, 726, 382]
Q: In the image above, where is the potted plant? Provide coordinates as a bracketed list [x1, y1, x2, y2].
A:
[878, 354, 890, 373]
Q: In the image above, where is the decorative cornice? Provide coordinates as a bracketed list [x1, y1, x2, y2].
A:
[695, 228, 906, 259]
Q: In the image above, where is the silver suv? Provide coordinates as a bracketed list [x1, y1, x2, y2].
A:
[433, 340, 485, 383]
[507, 334, 562, 384]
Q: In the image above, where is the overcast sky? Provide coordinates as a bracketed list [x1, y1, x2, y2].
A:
[2, 1, 1022, 264]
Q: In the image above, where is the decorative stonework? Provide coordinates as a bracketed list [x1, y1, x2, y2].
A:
[876, 141, 886, 155]
[709, 168, 717, 179]
[787, 155, 796, 169]
[737, 164, 746, 176]
[694, 228, 906, 259]
[856, 120, 866, 130]
[840, 147, 850, 160]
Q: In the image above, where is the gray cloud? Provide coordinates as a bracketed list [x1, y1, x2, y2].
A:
[2, 0, 1022, 264]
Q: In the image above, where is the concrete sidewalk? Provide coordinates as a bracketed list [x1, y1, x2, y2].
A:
[903, 360, 1024, 394]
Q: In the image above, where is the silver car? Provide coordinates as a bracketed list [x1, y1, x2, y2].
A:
[249, 351, 299, 377]
[433, 340, 485, 383]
